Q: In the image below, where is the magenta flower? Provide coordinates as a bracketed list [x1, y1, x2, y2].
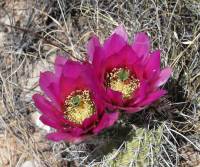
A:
[87, 25, 172, 113]
[32, 56, 119, 143]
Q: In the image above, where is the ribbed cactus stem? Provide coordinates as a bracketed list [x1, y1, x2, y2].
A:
[106, 126, 164, 166]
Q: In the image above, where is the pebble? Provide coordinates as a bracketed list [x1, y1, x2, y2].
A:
[31, 112, 51, 132]
[21, 160, 38, 167]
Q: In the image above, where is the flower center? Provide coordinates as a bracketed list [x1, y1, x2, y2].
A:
[106, 68, 139, 98]
[64, 90, 95, 125]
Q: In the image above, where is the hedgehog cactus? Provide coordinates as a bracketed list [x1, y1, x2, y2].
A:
[106, 126, 163, 167]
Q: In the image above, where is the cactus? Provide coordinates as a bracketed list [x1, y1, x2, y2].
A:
[104, 126, 164, 167]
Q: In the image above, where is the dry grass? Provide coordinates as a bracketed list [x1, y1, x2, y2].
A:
[0, 0, 200, 166]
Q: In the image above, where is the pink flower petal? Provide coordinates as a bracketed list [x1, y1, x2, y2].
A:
[82, 113, 98, 129]
[47, 132, 85, 143]
[39, 71, 55, 96]
[55, 55, 68, 77]
[145, 50, 160, 72]
[112, 25, 128, 42]
[138, 89, 166, 107]
[102, 52, 124, 71]
[32, 94, 62, 116]
[39, 72, 63, 107]
[59, 75, 76, 101]
[48, 83, 62, 105]
[132, 32, 150, 58]
[103, 45, 139, 74]
[87, 35, 101, 62]
[91, 47, 106, 79]
[106, 88, 123, 106]
[62, 60, 84, 79]
[103, 33, 127, 58]
[154, 67, 172, 87]
[69, 127, 84, 136]
[92, 94, 105, 115]
[119, 45, 139, 65]
[120, 106, 144, 113]
[93, 112, 119, 134]
[131, 61, 144, 80]
[40, 115, 62, 129]
[130, 81, 148, 105]
[144, 50, 161, 80]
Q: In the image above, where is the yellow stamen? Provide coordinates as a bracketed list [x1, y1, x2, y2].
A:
[106, 68, 139, 99]
[64, 90, 95, 124]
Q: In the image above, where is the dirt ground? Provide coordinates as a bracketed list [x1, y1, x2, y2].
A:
[0, 0, 200, 166]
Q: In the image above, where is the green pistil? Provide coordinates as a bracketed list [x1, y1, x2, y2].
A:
[118, 69, 129, 81]
[71, 96, 80, 106]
